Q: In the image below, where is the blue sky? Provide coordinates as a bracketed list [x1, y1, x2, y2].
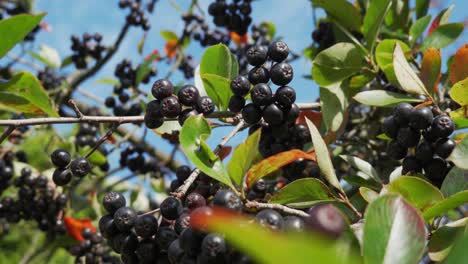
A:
[9, 1, 467, 185]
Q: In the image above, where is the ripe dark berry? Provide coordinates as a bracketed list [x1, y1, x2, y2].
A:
[283, 216, 305, 232]
[251, 83, 273, 106]
[242, 103, 262, 124]
[51, 149, 71, 168]
[263, 103, 284, 125]
[146, 100, 162, 116]
[156, 226, 178, 251]
[178, 108, 199, 126]
[431, 115, 455, 138]
[178, 85, 200, 106]
[248, 66, 270, 85]
[103, 191, 126, 213]
[255, 209, 284, 231]
[135, 240, 158, 262]
[160, 96, 181, 118]
[168, 240, 184, 264]
[285, 103, 300, 123]
[274, 86, 296, 108]
[160, 197, 183, 220]
[228, 95, 246, 113]
[213, 189, 242, 211]
[104, 97, 116, 108]
[252, 178, 267, 193]
[118, 92, 130, 104]
[387, 140, 408, 160]
[424, 156, 448, 181]
[268, 41, 289, 62]
[134, 214, 159, 238]
[179, 228, 204, 256]
[52, 168, 72, 186]
[293, 124, 311, 143]
[98, 215, 117, 238]
[305, 204, 345, 239]
[70, 157, 91, 177]
[415, 140, 433, 163]
[176, 165, 191, 181]
[397, 127, 420, 148]
[402, 156, 422, 174]
[382, 116, 398, 138]
[151, 79, 173, 99]
[270, 62, 293, 86]
[196, 96, 215, 115]
[393, 103, 413, 125]
[120, 233, 139, 255]
[201, 233, 227, 258]
[144, 114, 164, 129]
[175, 213, 191, 234]
[435, 138, 456, 159]
[246, 45, 267, 66]
[230, 75, 251, 96]
[185, 192, 206, 210]
[113, 206, 137, 232]
[409, 107, 433, 130]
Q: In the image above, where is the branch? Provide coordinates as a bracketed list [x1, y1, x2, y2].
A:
[245, 201, 309, 218]
[0, 126, 16, 144]
[6, 53, 42, 71]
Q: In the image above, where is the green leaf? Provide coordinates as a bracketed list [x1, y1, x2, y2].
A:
[0, 72, 58, 116]
[375, 39, 412, 83]
[29, 45, 61, 68]
[269, 178, 335, 206]
[343, 174, 382, 191]
[362, 0, 392, 51]
[448, 136, 468, 170]
[363, 195, 427, 264]
[305, 117, 343, 193]
[312, 43, 364, 86]
[160, 30, 178, 41]
[199, 44, 238, 110]
[415, 0, 430, 19]
[339, 155, 381, 183]
[135, 53, 159, 86]
[95, 77, 120, 86]
[311, 0, 362, 32]
[179, 115, 233, 188]
[409, 15, 432, 46]
[422, 191, 468, 221]
[259, 22, 276, 38]
[384, 0, 410, 30]
[353, 90, 423, 107]
[387, 176, 444, 211]
[0, 13, 45, 58]
[393, 43, 430, 96]
[359, 187, 379, 203]
[420, 23, 464, 52]
[428, 217, 468, 262]
[450, 78, 468, 106]
[78, 147, 107, 166]
[443, 226, 468, 264]
[441, 167, 468, 197]
[60, 56, 74, 69]
[320, 82, 349, 133]
[227, 129, 261, 186]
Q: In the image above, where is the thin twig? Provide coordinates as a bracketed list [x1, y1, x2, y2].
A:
[0, 126, 16, 144]
[85, 124, 119, 159]
[140, 208, 160, 216]
[6, 53, 42, 71]
[68, 99, 84, 118]
[102, 173, 138, 193]
[245, 201, 309, 218]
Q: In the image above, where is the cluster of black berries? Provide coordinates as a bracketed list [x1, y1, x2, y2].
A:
[208, 0, 252, 35]
[311, 21, 335, 50]
[119, 0, 151, 31]
[144, 79, 215, 129]
[383, 103, 456, 186]
[119, 144, 160, 175]
[76, 123, 100, 148]
[115, 59, 157, 89]
[0, 154, 14, 193]
[69, 228, 120, 264]
[70, 33, 106, 69]
[182, 14, 230, 47]
[178, 55, 196, 79]
[51, 149, 92, 186]
[37, 67, 66, 90]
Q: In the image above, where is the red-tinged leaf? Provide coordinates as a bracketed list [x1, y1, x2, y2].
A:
[246, 149, 317, 188]
[39, 21, 52, 32]
[296, 110, 322, 128]
[164, 40, 178, 60]
[230, 32, 248, 46]
[420, 48, 441, 96]
[145, 49, 161, 62]
[64, 216, 96, 241]
[218, 146, 232, 161]
[449, 44, 468, 85]
[428, 16, 440, 35]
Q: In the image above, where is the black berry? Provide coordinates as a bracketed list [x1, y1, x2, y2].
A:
[213, 189, 242, 211]
[51, 149, 71, 168]
[246, 45, 267, 66]
[387, 140, 407, 160]
[103, 191, 126, 213]
[431, 115, 455, 138]
[270, 62, 293, 86]
[113, 206, 137, 232]
[161, 96, 181, 118]
[228, 95, 246, 113]
[230, 75, 251, 96]
[251, 83, 273, 106]
[70, 157, 91, 177]
[151, 79, 173, 100]
[397, 127, 420, 148]
[435, 138, 456, 159]
[263, 103, 284, 125]
[255, 209, 284, 231]
[160, 197, 183, 220]
[268, 41, 289, 62]
[402, 156, 422, 174]
[393, 103, 413, 125]
[241, 103, 262, 124]
[409, 107, 433, 130]
[134, 214, 159, 238]
[275, 86, 296, 108]
[382, 116, 398, 138]
[52, 168, 72, 186]
[196, 96, 215, 115]
[248, 66, 270, 85]
[305, 204, 345, 239]
[178, 85, 200, 106]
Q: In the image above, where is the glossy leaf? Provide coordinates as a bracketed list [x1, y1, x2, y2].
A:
[245, 149, 316, 189]
[415, 0, 430, 19]
[447, 136, 468, 169]
[428, 217, 468, 262]
[135, 52, 159, 86]
[311, 0, 362, 32]
[312, 43, 364, 86]
[359, 187, 379, 203]
[0, 72, 58, 117]
[409, 15, 432, 46]
[353, 90, 423, 107]
[0, 13, 45, 58]
[422, 191, 468, 221]
[449, 44, 468, 85]
[95, 78, 120, 86]
[420, 48, 441, 97]
[160, 30, 178, 41]
[441, 167, 468, 197]
[393, 43, 430, 96]
[384, 0, 409, 30]
[305, 117, 343, 192]
[78, 147, 107, 166]
[443, 227, 468, 264]
[29, 44, 61, 68]
[362, 0, 392, 51]
[321, 82, 349, 133]
[259, 22, 276, 38]
[179, 115, 233, 188]
[375, 39, 411, 83]
[269, 178, 334, 206]
[340, 155, 381, 183]
[227, 129, 261, 186]
[387, 176, 444, 211]
[420, 23, 464, 52]
[200, 74, 233, 111]
[450, 78, 468, 106]
[363, 195, 427, 264]
[343, 174, 382, 191]
[449, 107, 468, 129]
